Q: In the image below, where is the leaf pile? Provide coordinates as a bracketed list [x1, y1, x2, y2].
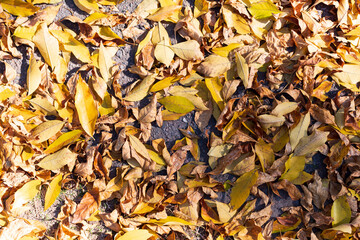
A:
[0, 0, 360, 239]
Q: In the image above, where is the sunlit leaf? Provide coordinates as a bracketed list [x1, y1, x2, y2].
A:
[99, 41, 113, 85]
[75, 76, 98, 137]
[115, 229, 153, 240]
[159, 96, 195, 114]
[73, 0, 99, 14]
[124, 74, 157, 102]
[32, 23, 60, 70]
[0, 0, 39, 17]
[248, 1, 282, 19]
[170, 40, 203, 61]
[27, 53, 42, 96]
[38, 148, 77, 171]
[44, 174, 62, 211]
[30, 120, 65, 144]
[12, 180, 41, 210]
[44, 130, 83, 154]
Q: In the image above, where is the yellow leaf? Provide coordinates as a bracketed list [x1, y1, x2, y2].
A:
[158, 96, 195, 114]
[151, 22, 170, 45]
[147, 216, 194, 225]
[255, 139, 274, 171]
[170, 40, 203, 61]
[149, 150, 166, 165]
[0, 0, 39, 17]
[331, 196, 351, 227]
[73, 0, 99, 14]
[0, 87, 15, 101]
[212, 43, 242, 57]
[32, 23, 60, 70]
[99, 42, 113, 85]
[271, 102, 298, 117]
[280, 155, 306, 182]
[128, 135, 151, 160]
[50, 30, 91, 63]
[83, 12, 109, 24]
[14, 24, 39, 41]
[194, 0, 209, 18]
[123, 74, 157, 102]
[44, 130, 83, 154]
[248, 1, 282, 19]
[154, 40, 174, 67]
[235, 52, 250, 88]
[12, 180, 41, 210]
[222, 5, 251, 34]
[150, 76, 179, 92]
[293, 130, 329, 156]
[28, 97, 57, 115]
[99, 92, 115, 116]
[75, 76, 98, 137]
[30, 120, 65, 144]
[230, 170, 258, 209]
[290, 112, 310, 150]
[258, 114, 285, 129]
[205, 77, 224, 110]
[44, 174, 62, 211]
[162, 109, 186, 120]
[147, 5, 182, 23]
[32, 0, 62, 3]
[38, 148, 77, 171]
[115, 229, 153, 240]
[27, 53, 42, 95]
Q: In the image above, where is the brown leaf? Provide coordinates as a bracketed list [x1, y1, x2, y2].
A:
[72, 188, 100, 223]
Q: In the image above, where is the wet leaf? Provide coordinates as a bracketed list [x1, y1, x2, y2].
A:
[44, 174, 62, 211]
[75, 76, 98, 137]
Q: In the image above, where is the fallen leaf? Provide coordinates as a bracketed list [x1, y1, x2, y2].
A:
[248, 1, 282, 19]
[293, 130, 329, 156]
[12, 180, 41, 210]
[73, 188, 100, 223]
[38, 148, 77, 171]
[99, 41, 113, 85]
[158, 96, 195, 114]
[26, 53, 42, 95]
[75, 76, 98, 137]
[197, 55, 231, 77]
[0, 0, 39, 17]
[331, 195, 351, 227]
[170, 40, 203, 61]
[123, 74, 156, 101]
[115, 229, 153, 240]
[32, 23, 60, 70]
[30, 120, 65, 144]
[44, 174, 62, 211]
[44, 130, 83, 154]
[73, 0, 99, 14]
[230, 170, 258, 209]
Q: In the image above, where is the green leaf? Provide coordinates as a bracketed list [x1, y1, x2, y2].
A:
[331, 195, 351, 227]
[158, 96, 195, 114]
[248, 1, 282, 19]
[44, 174, 62, 211]
[230, 170, 258, 209]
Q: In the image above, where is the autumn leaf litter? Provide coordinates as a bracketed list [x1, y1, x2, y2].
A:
[0, 0, 360, 239]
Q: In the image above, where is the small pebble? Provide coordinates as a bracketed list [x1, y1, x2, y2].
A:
[183, 118, 188, 123]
